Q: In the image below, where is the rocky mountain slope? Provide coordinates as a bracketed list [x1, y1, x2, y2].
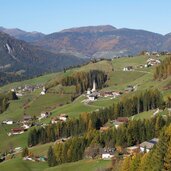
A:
[0, 31, 86, 85]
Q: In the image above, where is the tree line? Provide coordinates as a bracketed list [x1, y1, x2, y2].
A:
[46, 70, 107, 94]
[47, 115, 171, 167]
[117, 123, 171, 171]
[0, 91, 18, 114]
[154, 56, 171, 80]
[61, 70, 107, 94]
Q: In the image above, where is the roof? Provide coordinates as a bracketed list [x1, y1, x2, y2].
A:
[23, 115, 32, 120]
[100, 126, 109, 131]
[59, 114, 68, 117]
[116, 117, 129, 123]
[140, 141, 154, 149]
[127, 146, 139, 150]
[12, 128, 24, 132]
[100, 148, 115, 155]
[149, 138, 159, 144]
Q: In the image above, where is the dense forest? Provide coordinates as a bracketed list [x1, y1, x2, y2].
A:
[46, 115, 169, 167]
[0, 91, 18, 114]
[154, 56, 171, 79]
[46, 70, 107, 94]
[117, 124, 171, 171]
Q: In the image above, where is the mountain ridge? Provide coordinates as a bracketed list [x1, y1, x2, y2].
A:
[0, 27, 45, 42]
[34, 25, 166, 58]
[0, 31, 87, 85]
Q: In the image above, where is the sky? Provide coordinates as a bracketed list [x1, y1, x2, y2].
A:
[0, 0, 171, 35]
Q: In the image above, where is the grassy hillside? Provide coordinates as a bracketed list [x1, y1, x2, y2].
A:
[0, 158, 110, 171]
[0, 55, 170, 171]
[45, 159, 111, 171]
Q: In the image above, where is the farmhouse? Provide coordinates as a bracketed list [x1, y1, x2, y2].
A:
[40, 86, 46, 95]
[51, 114, 68, 124]
[22, 124, 31, 130]
[146, 58, 161, 67]
[88, 92, 99, 101]
[59, 114, 68, 122]
[112, 92, 122, 98]
[23, 115, 32, 123]
[112, 117, 129, 129]
[100, 148, 115, 160]
[100, 91, 121, 99]
[10, 128, 25, 135]
[126, 146, 139, 155]
[51, 117, 59, 124]
[102, 91, 113, 97]
[100, 126, 110, 132]
[140, 138, 159, 153]
[2, 120, 14, 125]
[40, 111, 51, 119]
[123, 66, 134, 71]
[125, 85, 135, 92]
[16, 92, 23, 97]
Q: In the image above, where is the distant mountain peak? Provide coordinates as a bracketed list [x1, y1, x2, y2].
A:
[0, 26, 45, 42]
[60, 25, 117, 33]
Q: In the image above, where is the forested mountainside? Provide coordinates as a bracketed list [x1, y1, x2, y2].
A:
[0, 31, 87, 85]
[0, 27, 45, 42]
[2, 25, 171, 59]
[34, 25, 170, 58]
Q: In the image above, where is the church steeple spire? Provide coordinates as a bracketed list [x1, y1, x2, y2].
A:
[92, 80, 96, 92]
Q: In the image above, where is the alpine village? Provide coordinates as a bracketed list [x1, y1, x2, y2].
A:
[1, 1, 171, 171]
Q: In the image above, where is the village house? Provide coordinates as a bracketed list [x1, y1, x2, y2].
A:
[123, 66, 134, 71]
[51, 117, 59, 124]
[23, 155, 47, 162]
[112, 117, 129, 129]
[112, 92, 122, 98]
[140, 138, 159, 153]
[126, 146, 140, 155]
[102, 91, 112, 97]
[100, 148, 115, 160]
[54, 137, 71, 145]
[16, 92, 23, 97]
[59, 114, 68, 122]
[9, 128, 25, 136]
[88, 92, 99, 101]
[145, 58, 161, 67]
[100, 126, 110, 132]
[22, 124, 31, 130]
[2, 120, 14, 125]
[125, 85, 135, 92]
[14, 147, 23, 153]
[51, 114, 68, 124]
[40, 86, 46, 95]
[39, 111, 51, 120]
[144, 51, 150, 56]
[23, 115, 32, 123]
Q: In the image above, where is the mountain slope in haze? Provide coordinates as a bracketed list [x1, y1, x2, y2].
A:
[34, 25, 166, 58]
[0, 27, 45, 42]
[0, 31, 87, 85]
[162, 33, 171, 51]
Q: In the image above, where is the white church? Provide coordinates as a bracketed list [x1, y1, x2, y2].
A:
[87, 80, 99, 101]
